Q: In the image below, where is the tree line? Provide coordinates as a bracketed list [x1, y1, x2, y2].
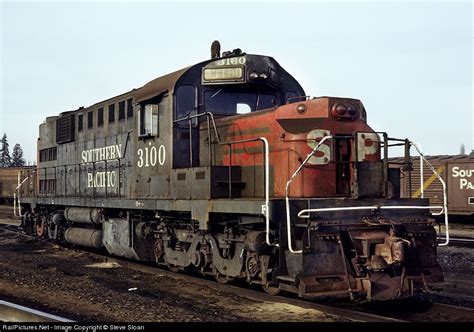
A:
[0, 133, 27, 167]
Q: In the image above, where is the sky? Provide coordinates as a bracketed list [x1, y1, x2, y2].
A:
[1, 0, 472, 163]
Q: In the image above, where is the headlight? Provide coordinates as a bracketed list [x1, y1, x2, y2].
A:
[334, 104, 347, 116]
[331, 103, 359, 119]
[347, 104, 359, 117]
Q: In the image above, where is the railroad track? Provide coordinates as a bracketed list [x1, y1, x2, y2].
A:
[0, 300, 73, 322]
[0, 222, 472, 322]
[439, 237, 474, 247]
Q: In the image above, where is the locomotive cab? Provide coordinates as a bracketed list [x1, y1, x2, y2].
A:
[171, 52, 305, 169]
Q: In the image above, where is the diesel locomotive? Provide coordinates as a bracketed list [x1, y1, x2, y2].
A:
[19, 42, 446, 301]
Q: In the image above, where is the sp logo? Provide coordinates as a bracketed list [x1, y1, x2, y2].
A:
[356, 132, 379, 161]
[306, 130, 331, 165]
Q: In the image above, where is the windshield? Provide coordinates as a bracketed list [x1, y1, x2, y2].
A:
[204, 89, 277, 115]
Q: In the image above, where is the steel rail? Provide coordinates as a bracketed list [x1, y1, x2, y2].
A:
[0, 300, 74, 322]
[439, 236, 474, 247]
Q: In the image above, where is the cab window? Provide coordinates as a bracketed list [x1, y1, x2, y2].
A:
[204, 89, 276, 115]
[138, 104, 158, 138]
[175, 85, 197, 120]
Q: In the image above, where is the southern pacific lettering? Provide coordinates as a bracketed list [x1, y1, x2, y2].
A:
[452, 166, 474, 189]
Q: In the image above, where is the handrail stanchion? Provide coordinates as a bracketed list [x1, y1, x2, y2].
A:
[259, 137, 274, 247]
[15, 169, 36, 217]
[285, 135, 332, 254]
[13, 193, 17, 217]
[412, 143, 424, 199]
[411, 142, 449, 246]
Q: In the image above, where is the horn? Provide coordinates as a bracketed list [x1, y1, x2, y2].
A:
[211, 40, 221, 59]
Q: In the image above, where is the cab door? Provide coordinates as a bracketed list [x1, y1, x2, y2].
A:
[173, 85, 199, 169]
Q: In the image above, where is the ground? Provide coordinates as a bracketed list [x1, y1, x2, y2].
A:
[0, 230, 343, 322]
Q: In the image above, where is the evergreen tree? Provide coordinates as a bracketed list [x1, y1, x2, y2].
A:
[0, 133, 11, 167]
[11, 143, 26, 167]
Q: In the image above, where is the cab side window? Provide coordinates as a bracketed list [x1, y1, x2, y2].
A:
[176, 85, 196, 120]
[138, 104, 159, 138]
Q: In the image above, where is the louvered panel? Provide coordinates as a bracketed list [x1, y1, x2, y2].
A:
[56, 114, 75, 144]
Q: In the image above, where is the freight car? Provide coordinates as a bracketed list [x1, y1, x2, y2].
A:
[20, 42, 447, 301]
[390, 154, 474, 220]
[0, 167, 35, 205]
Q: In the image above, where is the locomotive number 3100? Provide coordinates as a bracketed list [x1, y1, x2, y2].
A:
[137, 143, 166, 168]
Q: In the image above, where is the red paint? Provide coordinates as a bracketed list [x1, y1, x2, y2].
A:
[222, 97, 379, 198]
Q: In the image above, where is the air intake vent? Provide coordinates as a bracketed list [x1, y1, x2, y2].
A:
[56, 114, 75, 144]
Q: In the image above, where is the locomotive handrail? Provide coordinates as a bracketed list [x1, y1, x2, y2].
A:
[175, 112, 222, 143]
[298, 205, 444, 218]
[14, 169, 36, 217]
[411, 142, 424, 198]
[286, 95, 311, 104]
[285, 135, 333, 254]
[343, 134, 448, 246]
[175, 111, 275, 246]
[294, 138, 450, 247]
[410, 142, 449, 246]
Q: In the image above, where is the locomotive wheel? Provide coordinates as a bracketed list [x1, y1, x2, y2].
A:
[167, 264, 180, 273]
[21, 213, 34, 235]
[36, 219, 45, 237]
[214, 273, 232, 284]
[262, 284, 281, 296]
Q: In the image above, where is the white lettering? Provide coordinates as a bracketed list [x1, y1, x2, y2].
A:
[159, 145, 166, 165]
[150, 146, 157, 166]
[460, 178, 474, 190]
[215, 56, 246, 66]
[99, 148, 105, 161]
[94, 149, 100, 162]
[357, 132, 379, 161]
[86, 170, 118, 188]
[452, 166, 459, 177]
[452, 166, 474, 178]
[87, 173, 93, 188]
[81, 144, 123, 164]
[116, 144, 122, 159]
[306, 130, 330, 165]
[451, 166, 474, 190]
[86, 150, 93, 163]
[109, 171, 116, 187]
[137, 144, 166, 168]
[137, 149, 144, 167]
[145, 146, 149, 167]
